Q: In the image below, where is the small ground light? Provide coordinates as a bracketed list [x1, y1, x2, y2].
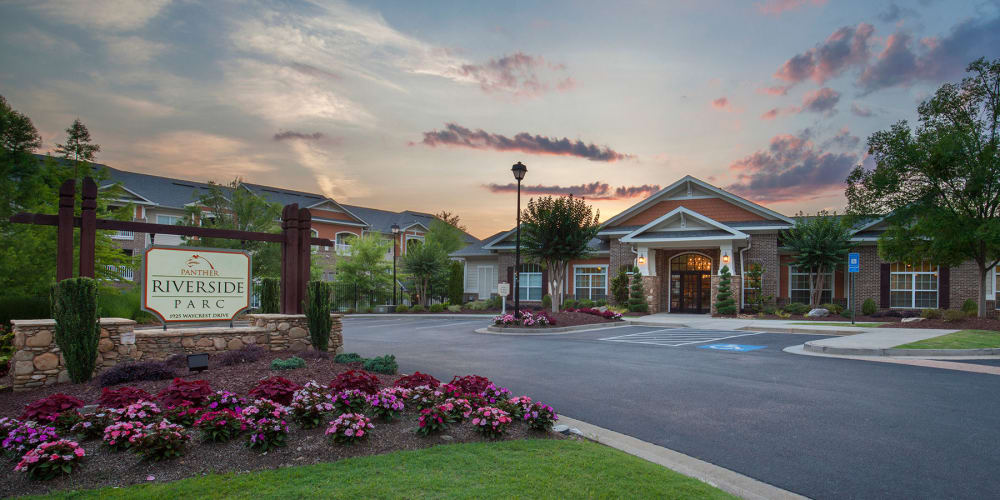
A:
[187, 353, 209, 373]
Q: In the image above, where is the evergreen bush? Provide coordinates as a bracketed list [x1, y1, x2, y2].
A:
[270, 356, 306, 371]
[51, 278, 101, 383]
[715, 266, 737, 315]
[429, 303, 444, 313]
[304, 281, 333, 352]
[961, 298, 978, 316]
[610, 267, 630, 306]
[363, 354, 398, 375]
[447, 261, 464, 306]
[541, 294, 552, 309]
[861, 298, 877, 316]
[334, 352, 365, 364]
[627, 267, 648, 313]
[394, 304, 409, 313]
[259, 277, 280, 314]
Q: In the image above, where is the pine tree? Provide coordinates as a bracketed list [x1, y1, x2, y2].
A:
[627, 267, 648, 313]
[715, 265, 737, 315]
[55, 118, 100, 180]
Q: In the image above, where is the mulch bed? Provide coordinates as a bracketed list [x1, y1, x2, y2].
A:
[0, 352, 560, 498]
[492, 311, 622, 328]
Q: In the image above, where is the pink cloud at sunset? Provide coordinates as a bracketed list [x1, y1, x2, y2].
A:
[416, 123, 633, 162]
[756, 0, 827, 16]
[484, 182, 660, 200]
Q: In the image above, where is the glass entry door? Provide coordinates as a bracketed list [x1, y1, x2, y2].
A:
[670, 272, 710, 313]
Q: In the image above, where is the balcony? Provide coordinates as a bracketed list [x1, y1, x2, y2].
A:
[111, 230, 134, 240]
[335, 243, 352, 256]
[106, 265, 134, 281]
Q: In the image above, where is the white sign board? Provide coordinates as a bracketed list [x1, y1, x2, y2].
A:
[497, 282, 510, 297]
[142, 246, 251, 323]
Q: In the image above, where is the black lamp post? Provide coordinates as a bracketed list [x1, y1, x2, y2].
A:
[391, 223, 399, 306]
[511, 161, 527, 318]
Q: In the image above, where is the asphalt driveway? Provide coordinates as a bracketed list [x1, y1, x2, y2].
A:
[342, 316, 1000, 500]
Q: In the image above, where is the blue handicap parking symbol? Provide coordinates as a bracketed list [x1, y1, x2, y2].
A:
[698, 344, 767, 352]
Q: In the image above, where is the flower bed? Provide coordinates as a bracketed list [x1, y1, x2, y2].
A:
[492, 310, 624, 328]
[0, 355, 560, 498]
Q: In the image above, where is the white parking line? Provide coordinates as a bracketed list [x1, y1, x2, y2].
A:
[599, 328, 763, 347]
[413, 320, 483, 330]
[347, 319, 413, 328]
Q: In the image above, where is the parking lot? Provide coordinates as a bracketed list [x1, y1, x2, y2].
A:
[341, 315, 1000, 500]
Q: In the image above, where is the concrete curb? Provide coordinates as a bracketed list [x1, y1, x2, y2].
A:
[803, 341, 1000, 357]
[556, 415, 806, 500]
[477, 322, 631, 336]
[345, 313, 494, 319]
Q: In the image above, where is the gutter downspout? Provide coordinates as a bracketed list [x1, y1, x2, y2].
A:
[739, 236, 751, 311]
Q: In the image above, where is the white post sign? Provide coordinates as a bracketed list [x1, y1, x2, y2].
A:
[497, 282, 510, 314]
[142, 246, 251, 323]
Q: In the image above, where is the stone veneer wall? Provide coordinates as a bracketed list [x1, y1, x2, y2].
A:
[10, 314, 343, 392]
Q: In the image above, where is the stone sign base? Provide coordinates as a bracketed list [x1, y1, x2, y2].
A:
[10, 313, 343, 392]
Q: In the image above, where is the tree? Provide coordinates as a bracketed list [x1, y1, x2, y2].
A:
[782, 211, 852, 306]
[434, 211, 467, 232]
[334, 233, 392, 299]
[0, 95, 43, 222]
[55, 119, 100, 181]
[446, 260, 464, 305]
[846, 58, 1000, 317]
[425, 219, 464, 255]
[744, 263, 771, 313]
[180, 178, 282, 278]
[715, 265, 736, 315]
[402, 242, 445, 306]
[610, 266, 630, 306]
[521, 195, 601, 312]
[627, 266, 648, 313]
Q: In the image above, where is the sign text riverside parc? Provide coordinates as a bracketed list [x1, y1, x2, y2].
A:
[142, 246, 252, 323]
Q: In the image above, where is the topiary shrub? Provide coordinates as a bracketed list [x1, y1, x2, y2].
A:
[98, 361, 175, 387]
[270, 356, 306, 371]
[429, 303, 444, 313]
[329, 369, 380, 395]
[214, 345, 268, 367]
[394, 304, 409, 313]
[305, 281, 333, 352]
[410, 304, 426, 313]
[610, 267, 630, 306]
[334, 352, 365, 364]
[861, 298, 877, 316]
[51, 277, 101, 383]
[21, 394, 85, 422]
[943, 309, 969, 322]
[820, 303, 844, 315]
[961, 298, 978, 316]
[98, 386, 152, 408]
[541, 294, 552, 309]
[714, 266, 736, 315]
[249, 376, 300, 405]
[628, 267, 648, 313]
[394, 371, 440, 389]
[157, 378, 212, 407]
[921, 308, 943, 319]
[258, 277, 280, 314]
[363, 354, 397, 375]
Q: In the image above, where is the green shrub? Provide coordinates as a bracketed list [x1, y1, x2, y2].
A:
[429, 303, 444, 313]
[486, 296, 502, 309]
[840, 309, 853, 319]
[51, 278, 101, 383]
[943, 309, 968, 322]
[578, 298, 594, 309]
[819, 303, 844, 315]
[410, 305, 426, 313]
[394, 304, 409, 313]
[861, 298, 877, 316]
[562, 299, 578, 309]
[610, 267, 630, 306]
[783, 302, 810, 315]
[595, 299, 607, 307]
[345, 308, 355, 314]
[465, 300, 486, 311]
[258, 277, 280, 314]
[961, 299, 978, 316]
[541, 294, 552, 309]
[921, 308, 943, 319]
[305, 281, 333, 352]
[714, 266, 736, 315]
[447, 261, 464, 306]
[0, 295, 51, 328]
[334, 353, 365, 364]
[762, 305, 778, 315]
[448, 305, 462, 312]
[363, 354, 398, 375]
[628, 267, 649, 313]
[775, 309, 791, 318]
[270, 356, 306, 371]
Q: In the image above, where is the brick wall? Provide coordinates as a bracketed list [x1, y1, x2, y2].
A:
[609, 238, 634, 275]
[744, 234, 779, 303]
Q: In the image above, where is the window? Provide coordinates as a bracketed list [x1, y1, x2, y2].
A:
[518, 263, 542, 301]
[335, 233, 354, 255]
[156, 214, 182, 226]
[890, 261, 938, 309]
[671, 254, 712, 272]
[789, 266, 832, 304]
[574, 266, 607, 301]
[406, 236, 423, 253]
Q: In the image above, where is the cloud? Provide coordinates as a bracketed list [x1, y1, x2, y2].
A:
[773, 23, 874, 85]
[726, 129, 858, 202]
[758, 85, 790, 96]
[416, 123, 632, 162]
[285, 141, 369, 201]
[131, 131, 277, 180]
[878, 3, 917, 23]
[799, 87, 840, 114]
[756, 0, 827, 15]
[483, 182, 659, 200]
[100, 35, 167, 65]
[27, 0, 173, 31]
[850, 102, 873, 117]
[273, 131, 325, 141]
[458, 52, 575, 97]
[711, 97, 735, 112]
[761, 108, 781, 120]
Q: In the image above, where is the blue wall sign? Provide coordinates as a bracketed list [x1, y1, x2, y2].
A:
[698, 344, 766, 352]
[848, 252, 860, 273]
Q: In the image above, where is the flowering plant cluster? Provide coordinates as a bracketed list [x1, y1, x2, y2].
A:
[492, 310, 553, 327]
[51, 410, 83, 434]
[0, 417, 21, 440]
[416, 405, 452, 436]
[441, 398, 474, 422]
[249, 376, 300, 405]
[471, 406, 512, 439]
[70, 410, 117, 439]
[500, 396, 533, 419]
[565, 307, 623, 320]
[204, 390, 246, 413]
[325, 413, 373, 445]
[163, 402, 203, 427]
[408, 385, 444, 410]
[132, 420, 190, 462]
[114, 400, 163, 424]
[481, 384, 512, 405]
[3, 421, 59, 457]
[290, 381, 335, 429]
[241, 401, 289, 452]
[194, 410, 245, 443]
[367, 390, 405, 422]
[448, 375, 493, 395]
[329, 370, 380, 395]
[332, 389, 369, 414]
[157, 378, 212, 407]
[522, 402, 558, 431]
[98, 386, 152, 408]
[393, 371, 439, 389]
[14, 439, 85, 480]
[102, 421, 144, 451]
[21, 393, 85, 423]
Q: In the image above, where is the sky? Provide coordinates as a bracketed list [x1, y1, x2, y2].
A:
[2, 0, 999, 238]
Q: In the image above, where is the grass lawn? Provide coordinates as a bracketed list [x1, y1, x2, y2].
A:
[27, 439, 735, 500]
[895, 329, 1000, 349]
[791, 322, 884, 327]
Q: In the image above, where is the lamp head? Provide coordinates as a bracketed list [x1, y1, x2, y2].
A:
[391, 223, 399, 235]
[511, 161, 527, 181]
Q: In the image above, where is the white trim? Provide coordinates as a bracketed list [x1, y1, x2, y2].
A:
[99, 184, 157, 205]
[572, 264, 609, 300]
[400, 222, 430, 232]
[600, 176, 795, 229]
[482, 228, 518, 250]
[312, 217, 368, 227]
[620, 207, 748, 243]
[306, 200, 368, 226]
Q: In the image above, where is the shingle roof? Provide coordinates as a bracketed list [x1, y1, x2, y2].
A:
[341, 205, 477, 244]
[451, 230, 508, 256]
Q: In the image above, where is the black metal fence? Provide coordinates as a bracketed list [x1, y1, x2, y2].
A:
[329, 283, 402, 311]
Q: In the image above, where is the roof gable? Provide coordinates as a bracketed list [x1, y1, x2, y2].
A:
[620, 207, 747, 243]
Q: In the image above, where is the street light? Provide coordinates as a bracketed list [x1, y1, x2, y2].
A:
[391, 223, 399, 307]
[511, 161, 527, 318]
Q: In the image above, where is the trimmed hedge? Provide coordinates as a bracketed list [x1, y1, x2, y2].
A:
[0, 295, 51, 328]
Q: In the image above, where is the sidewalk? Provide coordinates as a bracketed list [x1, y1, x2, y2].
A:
[630, 313, 891, 335]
